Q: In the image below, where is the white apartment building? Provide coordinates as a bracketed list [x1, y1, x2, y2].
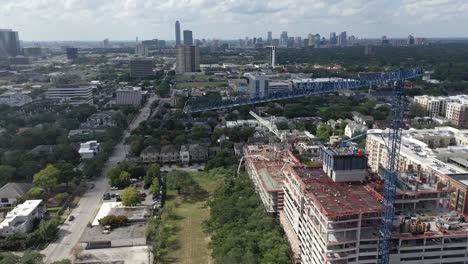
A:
[0, 200, 46, 237]
[366, 127, 468, 178]
[116, 86, 142, 106]
[47, 86, 93, 105]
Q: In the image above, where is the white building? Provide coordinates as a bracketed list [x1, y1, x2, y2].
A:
[414, 95, 468, 127]
[78, 140, 101, 159]
[245, 73, 270, 98]
[116, 87, 142, 107]
[46, 86, 93, 105]
[0, 200, 46, 237]
[345, 121, 368, 137]
[0, 92, 32, 107]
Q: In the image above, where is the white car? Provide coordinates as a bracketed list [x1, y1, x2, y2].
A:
[110, 186, 118, 190]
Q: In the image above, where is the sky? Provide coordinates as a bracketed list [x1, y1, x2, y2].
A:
[1, 0, 468, 41]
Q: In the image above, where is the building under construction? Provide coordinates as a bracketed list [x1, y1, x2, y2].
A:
[278, 144, 468, 264]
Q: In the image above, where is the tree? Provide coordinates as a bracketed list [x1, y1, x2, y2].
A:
[19, 251, 44, 264]
[408, 103, 428, 118]
[121, 187, 141, 206]
[24, 187, 45, 200]
[33, 164, 59, 192]
[99, 215, 128, 227]
[144, 164, 160, 187]
[53, 144, 79, 163]
[166, 170, 194, 194]
[130, 139, 143, 156]
[0, 165, 16, 187]
[37, 219, 61, 243]
[316, 124, 332, 141]
[106, 167, 130, 188]
[149, 177, 160, 196]
[55, 163, 80, 189]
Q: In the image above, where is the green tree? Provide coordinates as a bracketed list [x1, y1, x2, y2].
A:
[121, 187, 141, 206]
[149, 177, 160, 196]
[55, 163, 80, 189]
[144, 164, 160, 187]
[99, 215, 128, 227]
[130, 139, 143, 156]
[24, 187, 45, 200]
[106, 167, 130, 188]
[37, 219, 61, 243]
[166, 170, 194, 194]
[408, 103, 428, 118]
[316, 124, 332, 141]
[19, 251, 44, 264]
[0, 165, 16, 187]
[33, 164, 59, 192]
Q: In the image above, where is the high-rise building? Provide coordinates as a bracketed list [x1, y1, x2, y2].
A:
[183, 30, 193, 46]
[135, 44, 148, 56]
[338, 31, 347, 47]
[329, 32, 337, 45]
[267, 31, 273, 45]
[0, 29, 21, 59]
[269, 46, 276, 68]
[176, 45, 200, 74]
[408, 35, 415, 45]
[280, 31, 288, 47]
[66, 47, 78, 60]
[294, 37, 302, 48]
[307, 34, 314, 47]
[103, 38, 109, 47]
[129, 58, 154, 78]
[175, 21, 181, 46]
[382, 35, 390, 45]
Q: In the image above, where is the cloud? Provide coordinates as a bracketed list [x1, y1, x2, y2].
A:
[0, 0, 466, 40]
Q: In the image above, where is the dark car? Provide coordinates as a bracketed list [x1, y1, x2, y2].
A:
[103, 193, 111, 200]
[69, 215, 75, 221]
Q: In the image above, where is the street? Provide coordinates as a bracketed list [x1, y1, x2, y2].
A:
[41, 95, 158, 263]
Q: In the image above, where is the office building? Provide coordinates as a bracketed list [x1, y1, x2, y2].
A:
[175, 21, 181, 45]
[0, 29, 21, 59]
[280, 31, 288, 47]
[0, 200, 46, 237]
[134, 43, 148, 56]
[116, 86, 142, 106]
[176, 45, 200, 73]
[338, 31, 347, 47]
[382, 35, 390, 45]
[269, 46, 277, 68]
[183, 30, 193, 45]
[66, 47, 78, 60]
[129, 58, 154, 78]
[103, 38, 109, 47]
[408, 35, 415, 45]
[329, 32, 337, 45]
[245, 73, 271, 98]
[267, 31, 273, 44]
[47, 85, 93, 105]
[23, 47, 43, 57]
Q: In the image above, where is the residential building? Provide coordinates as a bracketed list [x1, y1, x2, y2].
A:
[413, 95, 468, 127]
[183, 30, 193, 45]
[351, 111, 374, 127]
[345, 121, 368, 137]
[140, 145, 161, 163]
[129, 58, 154, 78]
[23, 47, 43, 57]
[66, 47, 78, 60]
[46, 85, 93, 105]
[160, 145, 180, 163]
[0, 200, 46, 237]
[140, 145, 181, 164]
[175, 21, 181, 46]
[0, 183, 35, 207]
[243, 144, 301, 214]
[80, 111, 117, 129]
[180, 145, 190, 164]
[0, 92, 32, 107]
[29, 145, 55, 156]
[366, 127, 468, 178]
[447, 101, 468, 128]
[176, 45, 200, 73]
[245, 73, 270, 98]
[445, 174, 468, 215]
[189, 144, 209, 162]
[0, 29, 21, 59]
[338, 31, 347, 47]
[78, 140, 101, 159]
[116, 87, 142, 106]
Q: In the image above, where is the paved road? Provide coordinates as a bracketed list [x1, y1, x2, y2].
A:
[42, 95, 158, 263]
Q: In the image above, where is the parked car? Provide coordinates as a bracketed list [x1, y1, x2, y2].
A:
[103, 193, 111, 200]
[116, 197, 122, 202]
[110, 186, 118, 190]
[69, 215, 75, 221]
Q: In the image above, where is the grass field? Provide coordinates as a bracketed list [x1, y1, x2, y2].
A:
[166, 172, 223, 264]
[175, 81, 227, 89]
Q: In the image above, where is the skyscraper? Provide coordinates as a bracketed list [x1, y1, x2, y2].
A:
[183, 30, 193, 46]
[329, 32, 337, 45]
[338, 32, 347, 47]
[408, 35, 415, 45]
[267, 31, 272, 45]
[0, 29, 21, 59]
[175, 21, 181, 46]
[280, 31, 288, 46]
[269, 46, 276, 67]
[176, 45, 200, 74]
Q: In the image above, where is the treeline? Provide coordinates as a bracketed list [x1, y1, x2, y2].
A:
[205, 175, 291, 264]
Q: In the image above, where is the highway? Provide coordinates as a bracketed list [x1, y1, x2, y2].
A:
[42, 95, 158, 263]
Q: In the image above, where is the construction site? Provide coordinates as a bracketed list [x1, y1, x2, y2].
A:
[242, 142, 468, 264]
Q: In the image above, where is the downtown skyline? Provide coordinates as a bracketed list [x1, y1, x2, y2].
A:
[1, 0, 468, 41]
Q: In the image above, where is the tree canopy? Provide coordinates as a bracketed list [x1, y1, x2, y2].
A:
[121, 187, 141, 206]
[33, 164, 59, 191]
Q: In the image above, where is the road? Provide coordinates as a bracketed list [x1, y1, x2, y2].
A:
[42, 95, 158, 263]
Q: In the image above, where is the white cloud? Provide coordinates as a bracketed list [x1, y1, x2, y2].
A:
[0, 0, 466, 40]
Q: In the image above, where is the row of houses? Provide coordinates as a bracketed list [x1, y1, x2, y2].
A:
[140, 143, 214, 164]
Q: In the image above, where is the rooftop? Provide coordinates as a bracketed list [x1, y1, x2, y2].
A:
[0, 200, 43, 228]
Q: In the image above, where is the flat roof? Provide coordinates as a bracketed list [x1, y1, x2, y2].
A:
[0, 200, 43, 228]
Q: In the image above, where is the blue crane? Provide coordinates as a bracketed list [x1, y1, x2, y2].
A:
[183, 68, 422, 113]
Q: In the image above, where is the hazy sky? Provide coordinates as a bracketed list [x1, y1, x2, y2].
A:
[2, 0, 468, 41]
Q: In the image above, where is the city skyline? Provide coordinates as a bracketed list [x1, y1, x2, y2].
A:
[2, 0, 468, 41]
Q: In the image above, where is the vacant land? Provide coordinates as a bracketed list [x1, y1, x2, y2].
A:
[166, 171, 223, 264]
